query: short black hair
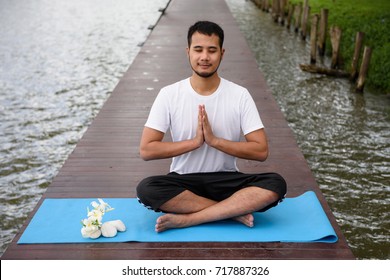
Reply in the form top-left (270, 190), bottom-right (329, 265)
top-left (187, 21), bottom-right (224, 48)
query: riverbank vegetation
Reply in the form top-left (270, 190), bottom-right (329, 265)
top-left (290, 0), bottom-right (390, 93)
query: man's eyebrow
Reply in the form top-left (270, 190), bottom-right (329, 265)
top-left (192, 45), bottom-right (218, 49)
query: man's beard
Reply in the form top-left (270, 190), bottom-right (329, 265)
top-left (190, 58), bottom-right (222, 78)
top-left (193, 68), bottom-right (218, 78)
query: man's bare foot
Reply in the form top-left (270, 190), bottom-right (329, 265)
top-left (155, 214), bottom-right (190, 232)
top-left (233, 213), bottom-right (254, 227)
top-left (155, 213), bottom-right (254, 233)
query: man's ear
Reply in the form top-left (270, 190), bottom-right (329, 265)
top-left (186, 47), bottom-right (190, 57)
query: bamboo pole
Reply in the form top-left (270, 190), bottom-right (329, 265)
top-left (279, 0), bottom-right (286, 25)
top-left (330, 26), bottom-right (342, 69)
top-left (317, 9), bottom-right (328, 56)
top-left (356, 46), bottom-right (373, 92)
top-left (286, 3), bottom-right (295, 29)
top-left (263, 0), bottom-right (269, 12)
top-left (294, 3), bottom-right (302, 33)
top-left (272, 0), bottom-right (280, 22)
top-left (301, 0), bottom-right (309, 26)
top-left (350, 32), bottom-right (365, 81)
top-left (301, 5), bottom-right (310, 40)
top-left (310, 14), bottom-right (319, 64)
top-left (300, 64), bottom-right (349, 77)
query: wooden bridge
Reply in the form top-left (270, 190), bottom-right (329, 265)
top-left (1, 0), bottom-right (354, 259)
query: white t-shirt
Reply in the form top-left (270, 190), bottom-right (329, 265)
top-left (145, 78), bottom-right (264, 174)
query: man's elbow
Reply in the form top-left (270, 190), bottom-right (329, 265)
top-left (256, 148), bottom-right (269, 162)
top-left (139, 147), bottom-right (153, 161)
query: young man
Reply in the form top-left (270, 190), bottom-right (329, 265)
top-left (137, 21), bottom-right (286, 233)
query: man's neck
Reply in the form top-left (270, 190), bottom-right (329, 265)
top-left (190, 74), bottom-right (221, 96)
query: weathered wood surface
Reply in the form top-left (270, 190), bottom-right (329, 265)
top-left (1, 0), bottom-right (354, 260)
top-left (318, 8), bottom-right (329, 57)
top-left (330, 26), bottom-right (342, 69)
top-left (356, 46), bottom-right (373, 92)
top-left (310, 14), bottom-right (320, 64)
top-left (350, 32), bottom-right (365, 81)
top-left (299, 64), bottom-right (350, 78)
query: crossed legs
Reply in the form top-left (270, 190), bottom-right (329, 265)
top-left (136, 172), bottom-right (286, 233)
top-left (155, 186), bottom-right (279, 232)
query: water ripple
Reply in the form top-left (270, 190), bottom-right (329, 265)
top-left (0, 0), bottom-right (169, 256)
top-left (227, 0), bottom-right (390, 259)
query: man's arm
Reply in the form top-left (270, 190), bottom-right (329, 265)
top-left (139, 127), bottom-right (197, 161)
top-left (208, 129), bottom-right (269, 161)
top-left (140, 106), bottom-right (205, 161)
top-left (200, 105), bottom-right (269, 162)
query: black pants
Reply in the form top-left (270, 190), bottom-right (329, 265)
top-left (136, 172), bottom-right (287, 212)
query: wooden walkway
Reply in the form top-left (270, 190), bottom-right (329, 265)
top-left (2, 0), bottom-right (354, 259)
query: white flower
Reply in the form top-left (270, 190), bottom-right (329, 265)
top-left (81, 198), bottom-right (114, 239)
top-left (81, 227), bottom-right (101, 239)
top-left (93, 198), bottom-right (114, 214)
top-left (87, 209), bottom-right (104, 222)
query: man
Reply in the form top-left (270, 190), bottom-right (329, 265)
top-left (137, 21), bottom-right (286, 233)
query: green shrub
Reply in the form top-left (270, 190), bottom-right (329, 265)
top-left (289, 0), bottom-right (390, 92)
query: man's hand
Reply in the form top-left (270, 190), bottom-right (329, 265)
top-left (193, 105), bottom-right (205, 147)
top-left (197, 104), bottom-right (268, 161)
top-left (140, 104), bottom-right (268, 162)
top-left (199, 104), bottom-right (219, 147)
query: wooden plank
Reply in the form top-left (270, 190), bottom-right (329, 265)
top-left (1, 0), bottom-right (354, 260)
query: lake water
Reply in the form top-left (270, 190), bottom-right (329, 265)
top-left (226, 0), bottom-right (389, 259)
top-left (0, 0), bottom-right (388, 259)
top-left (0, 0), bottom-right (169, 256)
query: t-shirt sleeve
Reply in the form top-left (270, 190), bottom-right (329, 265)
top-left (144, 88), bottom-right (170, 133)
top-left (240, 89), bottom-right (264, 135)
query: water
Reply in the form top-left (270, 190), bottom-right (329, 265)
top-left (0, 0), bottom-right (169, 256)
top-left (226, 0), bottom-right (389, 259)
top-left (0, 0), bottom-right (388, 260)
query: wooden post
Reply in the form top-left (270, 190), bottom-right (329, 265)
top-left (301, 0), bottom-right (309, 26)
top-left (330, 26), bottom-right (342, 69)
top-left (263, 0), bottom-right (270, 13)
top-left (258, 0), bottom-right (263, 9)
top-left (294, 3), bottom-right (302, 33)
top-left (279, 0), bottom-right (286, 25)
top-left (301, 4), bottom-right (310, 40)
top-left (350, 32), bottom-right (365, 81)
top-left (272, 0), bottom-right (280, 22)
top-left (317, 8), bottom-right (329, 56)
top-left (286, 3), bottom-right (295, 29)
top-left (310, 14), bottom-right (319, 64)
top-left (356, 46), bottom-right (373, 92)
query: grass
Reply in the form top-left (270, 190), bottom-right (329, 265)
top-left (289, 0), bottom-right (390, 93)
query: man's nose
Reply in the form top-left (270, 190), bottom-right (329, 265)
top-left (200, 50), bottom-right (209, 60)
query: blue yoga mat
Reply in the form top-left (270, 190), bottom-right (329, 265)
top-left (17, 191), bottom-right (338, 244)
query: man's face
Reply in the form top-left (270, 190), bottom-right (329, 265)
top-left (187, 32), bottom-right (225, 78)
